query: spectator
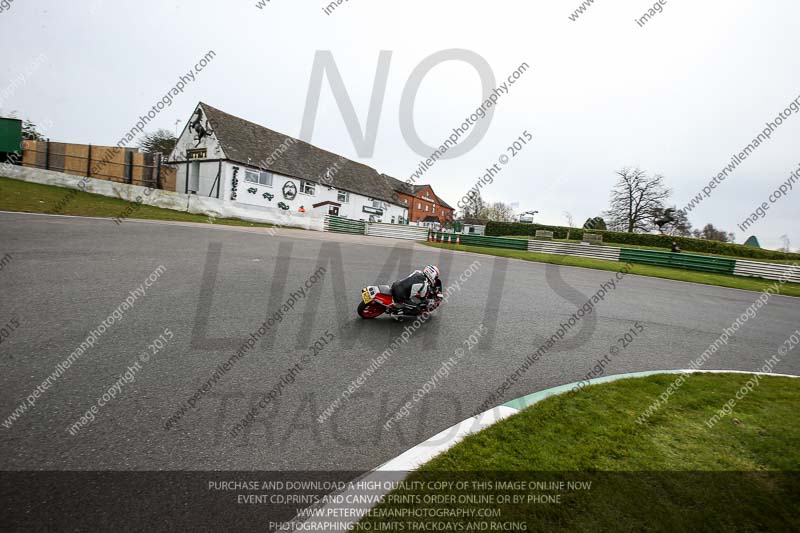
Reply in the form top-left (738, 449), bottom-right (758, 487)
top-left (671, 241), bottom-right (681, 253)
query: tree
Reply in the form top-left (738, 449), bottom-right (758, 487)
top-left (461, 189), bottom-right (485, 219)
top-left (21, 120), bottom-right (46, 141)
top-left (652, 206), bottom-right (692, 236)
top-left (479, 201), bottom-right (515, 222)
top-left (779, 234), bottom-right (791, 253)
top-left (564, 211), bottom-right (575, 240)
top-left (605, 167), bottom-right (671, 233)
top-left (138, 129), bottom-right (177, 155)
top-left (692, 223), bottom-right (734, 243)
top-left (583, 216), bottom-right (607, 230)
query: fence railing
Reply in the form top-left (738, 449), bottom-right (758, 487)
top-left (528, 240), bottom-right (622, 261)
top-left (619, 248), bottom-right (736, 275)
top-left (324, 215), bottom-right (366, 235)
top-left (458, 234), bottom-right (528, 250)
top-left (367, 223), bottom-right (428, 241)
top-left (324, 216), bottom-right (431, 240)
top-left (433, 232), bottom-right (796, 283)
top-left (324, 224), bottom-right (798, 284)
top-left (733, 259), bottom-right (800, 284)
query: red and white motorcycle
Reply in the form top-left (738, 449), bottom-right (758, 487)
top-left (357, 279), bottom-right (443, 320)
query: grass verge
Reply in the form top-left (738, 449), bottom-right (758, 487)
top-left (424, 242), bottom-right (800, 297)
top-left (357, 373), bottom-right (800, 531)
top-left (0, 176), bottom-right (278, 229)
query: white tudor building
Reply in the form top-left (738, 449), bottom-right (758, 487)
top-left (168, 102), bottom-right (408, 223)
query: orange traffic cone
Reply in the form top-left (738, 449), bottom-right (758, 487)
top-left (447, 235), bottom-right (452, 244)
top-left (456, 235), bottom-right (461, 245)
top-left (427, 231), bottom-right (432, 242)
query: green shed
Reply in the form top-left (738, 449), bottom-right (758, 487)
top-left (0, 117), bottom-right (23, 154)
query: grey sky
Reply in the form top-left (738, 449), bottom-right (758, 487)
top-left (1, 0), bottom-right (797, 249)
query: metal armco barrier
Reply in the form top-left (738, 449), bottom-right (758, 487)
top-left (733, 260), bottom-right (800, 283)
top-left (323, 216), bottom-right (429, 240)
top-left (367, 223), bottom-right (429, 241)
top-left (528, 240), bottom-right (621, 261)
top-left (324, 215), bottom-right (366, 235)
top-left (620, 248), bottom-right (736, 274)
top-left (457, 234), bottom-right (528, 250)
top-left (323, 219), bottom-right (798, 285)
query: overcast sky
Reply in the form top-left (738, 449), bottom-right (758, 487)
top-left (1, 0), bottom-right (798, 249)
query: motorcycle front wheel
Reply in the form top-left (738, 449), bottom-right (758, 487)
top-left (357, 301), bottom-right (385, 319)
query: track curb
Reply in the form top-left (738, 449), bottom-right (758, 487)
top-left (294, 369), bottom-right (800, 529)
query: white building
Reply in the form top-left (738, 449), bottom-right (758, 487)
top-left (169, 103), bottom-right (408, 224)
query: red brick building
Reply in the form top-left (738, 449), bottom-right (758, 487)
top-left (384, 177), bottom-right (455, 227)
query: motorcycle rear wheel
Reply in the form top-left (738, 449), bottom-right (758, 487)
top-left (357, 301), bottom-right (385, 319)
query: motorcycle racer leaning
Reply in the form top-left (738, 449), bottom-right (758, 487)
top-left (390, 265), bottom-right (442, 317)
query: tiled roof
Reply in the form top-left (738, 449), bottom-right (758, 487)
top-left (383, 174), bottom-right (454, 210)
top-left (435, 194), bottom-right (454, 210)
top-left (200, 103), bottom-right (402, 206)
top-left (382, 174), bottom-right (412, 195)
top-left (459, 217), bottom-right (488, 225)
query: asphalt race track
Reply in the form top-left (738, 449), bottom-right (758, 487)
top-left (1, 211), bottom-right (799, 472)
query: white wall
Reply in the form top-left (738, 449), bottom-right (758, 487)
top-left (3, 166), bottom-right (325, 231)
top-left (226, 162), bottom-right (407, 223)
top-left (171, 103), bottom-right (227, 197)
top-left (174, 160), bottom-right (224, 197)
top-left (169, 104), bottom-right (226, 162)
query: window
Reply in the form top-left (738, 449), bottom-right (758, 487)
top-left (244, 170), bottom-right (273, 186)
top-left (337, 190), bottom-right (349, 203)
top-left (258, 172), bottom-right (273, 186)
top-left (424, 205), bottom-right (429, 212)
top-left (301, 180), bottom-right (315, 195)
top-left (244, 170), bottom-right (259, 184)
top-left (418, 203), bottom-right (422, 209)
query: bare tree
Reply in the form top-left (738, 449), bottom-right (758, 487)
top-left (605, 168), bottom-right (671, 233)
top-left (692, 223), bottom-right (735, 243)
top-left (564, 211), bottom-right (575, 240)
top-left (461, 189), bottom-right (485, 219)
top-left (779, 234), bottom-right (791, 253)
top-left (479, 201), bottom-right (516, 222)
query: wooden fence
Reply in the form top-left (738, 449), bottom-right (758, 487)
top-left (21, 140), bottom-right (176, 191)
